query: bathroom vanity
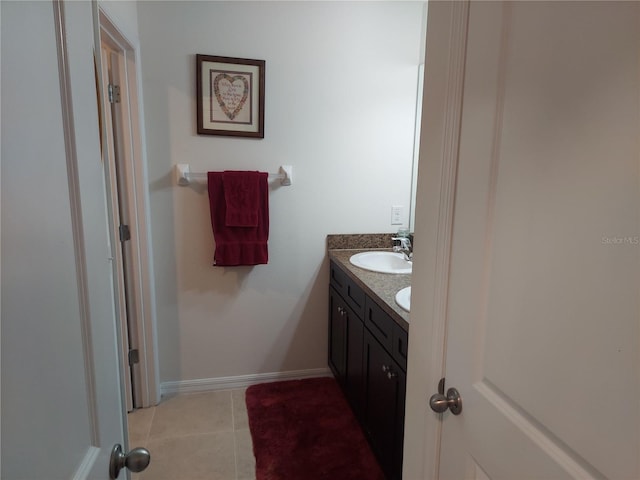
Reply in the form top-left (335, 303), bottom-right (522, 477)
top-left (327, 237), bottom-right (410, 480)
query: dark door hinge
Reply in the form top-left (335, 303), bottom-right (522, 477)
top-left (128, 349), bottom-right (140, 366)
top-left (119, 224), bottom-right (131, 242)
top-left (108, 84), bottom-right (121, 104)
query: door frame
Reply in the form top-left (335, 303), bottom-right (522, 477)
top-left (97, 7), bottom-right (160, 409)
top-left (403, 1), bottom-right (470, 479)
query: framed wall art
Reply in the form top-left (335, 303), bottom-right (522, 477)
top-left (196, 54), bottom-right (265, 138)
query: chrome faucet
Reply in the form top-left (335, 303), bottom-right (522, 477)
top-left (392, 236), bottom-right (413, 261)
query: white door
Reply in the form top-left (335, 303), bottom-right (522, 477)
top-left (101, 43), bottom-right (136, 413)
top-left (1, 1), bottom-right (138, 478)
top-left (407, 1), bottom-right (640, 479)
top-left (99, 10), bottom-right (159, 411)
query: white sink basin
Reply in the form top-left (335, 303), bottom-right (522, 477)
top-left (349, 251), bottom-right (412, 274)
top-left (395, 286), bottom-right (411, 312)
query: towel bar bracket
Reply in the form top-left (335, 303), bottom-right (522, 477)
top-left (279, 165), bottom-right (292, 186)
top-left (175, 163), bottom-right (292, 187)
top-left (176, 164), bottom-right (191, 186)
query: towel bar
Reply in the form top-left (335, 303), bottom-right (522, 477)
top-left (176, 164), bottom-right (292, 187)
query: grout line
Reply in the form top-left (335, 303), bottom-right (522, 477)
top-left (230, 390), bottom-right (240, 480)
top-left (230, 390), bottom-right (236, 432)
top-left (145, 407), bottom-right (156, 445)
top-left (233, 430), bottom-right (240, 480)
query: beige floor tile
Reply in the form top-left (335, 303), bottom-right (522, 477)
top-left (234, 429), bottom-right (256, 480)
top-left (128, 406), bottom-right (156, 447)
top-left (231, 388), bottom-right (249, 431)
top-left (149, 391), bottom-right (233, 439)
top-left (141, 431), bottom-right (236, 480)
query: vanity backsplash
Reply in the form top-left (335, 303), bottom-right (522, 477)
top-left (326, 233), bottom-right (397, 250)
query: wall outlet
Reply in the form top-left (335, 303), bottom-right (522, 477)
top-left (391, 205), bottom-right (403, 225)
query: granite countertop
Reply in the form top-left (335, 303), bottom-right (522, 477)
top-left (328, 249), bottom-right (410, 332)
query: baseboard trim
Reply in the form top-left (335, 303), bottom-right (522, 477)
top-left (160, 368), bottom-right (333, 397)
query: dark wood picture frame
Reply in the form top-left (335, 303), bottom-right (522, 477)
top-left (196, 54), bottom-right (265, 138)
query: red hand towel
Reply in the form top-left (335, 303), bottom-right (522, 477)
top-left (207, 171), bottom-right (269, 266)
top-left (223, 171), bottom-right (260, 227)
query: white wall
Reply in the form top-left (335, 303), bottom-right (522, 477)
top-left (99, 0), bottom-right (138, 41)
top-left (137, 1), bottom-right (425, 386)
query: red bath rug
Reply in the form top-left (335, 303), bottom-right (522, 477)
top-left (245, 377), bottom-right (385, 480)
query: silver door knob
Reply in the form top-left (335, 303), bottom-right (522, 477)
top-left (429, 387), bottom-right (462, 415)
top-left (109, 444), bottom-right (151, 479)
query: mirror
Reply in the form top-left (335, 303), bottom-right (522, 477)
top-left (409, 4), bottom-right (428, 232)
top-left (409, 64), bottom-right (424, 233)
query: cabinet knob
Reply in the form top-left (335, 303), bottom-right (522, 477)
top-left (382, 364), bottom-right (390, 373)
top-left (387, 370), bottom-right (397, 380)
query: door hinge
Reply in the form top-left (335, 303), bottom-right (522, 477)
top-left (119, 224), bottom-right (131, 242)
top-left (108, 84), bottom-right (121, 104)
top-left (128, 349), bottom-right (140, 366)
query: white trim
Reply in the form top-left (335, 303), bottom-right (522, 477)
top-left (53, 0), bottom-right (99, 444)
top-left (403, 1), bottom-right (469, 479)
top-left (425, 4), bottom-right (470, 477)
top-left (475, 382), bottom-right (598, 479)
top-left (70, 447), bottom-right (100, 480)
top-left (160, 368), bottom-right (333, 396)
top-left (131, 38), bottom-right (162, 407)
top-left (431, 0), bottom-right (470, 399)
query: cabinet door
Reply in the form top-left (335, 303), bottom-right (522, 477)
top-left (345, 305), bottom-right (364, 419)
top-left (394, 367), bottom-right (406, 480)
top-left (364, 330), bottom-right (406, 480)
top-left (329, 286), bottom-right (347, 382)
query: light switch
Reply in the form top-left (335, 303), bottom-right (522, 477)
top-left (391, 205), bottom-right (403, 225)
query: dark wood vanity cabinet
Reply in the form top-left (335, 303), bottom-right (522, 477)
top-left (328, 286), bottom-right (347, 381)
top-left (364, 329), bottom-right (406, 480)
top-left (329, 261), bottom-right (366, 418)
top-left (328, 260), bottom-right (407, 480)
top-left (329, 286), bottom-right (365, 418)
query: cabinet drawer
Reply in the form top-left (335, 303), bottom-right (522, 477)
top-left (392, 322), bottom-right (408, 371)
top-left (330, 261), bottom-right (365, 317)
top-left (364, 296), bottom-right (393, 353)
top-left (329, 260), bottom-right (347, 292)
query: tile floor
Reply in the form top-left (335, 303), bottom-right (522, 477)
top-left (128, 389), bottom-right (256, 480)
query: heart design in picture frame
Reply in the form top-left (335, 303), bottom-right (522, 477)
top-left (213, 73), bottom-right (249, 121)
